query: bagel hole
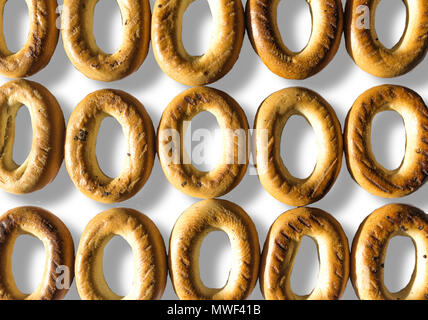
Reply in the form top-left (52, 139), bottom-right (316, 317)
top-left (199, 231), bottom-right (232, 289)
top-left (184, 111), bottom-right (222, 172)
top-left (3, 0), bottom-right (29, 53)
top-left (93, 0), bottom-right (123, 54)
top-left (375, 0), bottom-right (407, 49)
top-left (281, 115), bottom-right (317, 179)
top-left (371, 111), bottom-right (405, 171)
top-left (96, 117), bottom-right (127, 178)
top-left (12, 235), bottom-right (45, 295)
top-left (13, 106), bottom-right (32, 166)
top-left (290, 236), bottom-right (319, 296)
top-left (277, 0), bottom-right (312, 53)
top-left (103, 236), bottom-right (133, 297)
top-left (182, 0), bottom-right (213, 56)
top-left (384, 236), bottom-right (416, 293)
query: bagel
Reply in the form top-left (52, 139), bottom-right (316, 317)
top-left (151, 0), bottom-right (244, 86)
top-left (158, 86), bottom-right (249, 199)
top-left (0, 206), bottom-right (74, 300)
top-left (254, 87), bottom-right (343, 206)
top-left (75, 208), bottom-right (167, 300)
top-left (65, 89), bottom-right (155, 203)
top-left (61, 0), bottom-right (151, 81)
top-left (246, 0), bottom-right (343, 79)
top-left (345, 0), bottom-right (428, 77)
top-left (352, 203), bottom-right (428, 300)
top-left (169, 199), bottom-right (260, 300)
top-left (0, 0), bottom-right (59, 78)
top-left (344, 85), bottom-right (428, 198)
top-left (260, 207), bottom-right (350, 300)
top-left (0, 80), bottom-right (65, 194)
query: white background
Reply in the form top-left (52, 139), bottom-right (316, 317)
top-left (2, 0), bottom-right (425, 300)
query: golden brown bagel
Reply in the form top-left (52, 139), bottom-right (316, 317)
top-left (75, 208), bottom-right (167, 300)
top-left (0, 206), bottom-right (75, 300)
top-left (254, 87), bottom-right (343, 206)
top-left (61, 0), bottom-right (151, 81)
top-left (344, 85), bottom-right (428, 198)
top-left (0, 0), bottom-right (59, 78)
top-left (158, 86), bottom-right (249, 199)
top-left (246, 0), bottom-right (343, 79)
top-left (345, 0), bottom-right (428, 77)
top-left (169, 199), bottom-right (260, 300)
top-left (352, 203), bottom-right (428, 300)
top-left (260, 207), bottom-right (350, 300)
top-left (65, 89), bottom-right (155, 203)
top-left (0, 80), bottom-right (65, 194)
top-left (151, 0), bottom-right (244, 85)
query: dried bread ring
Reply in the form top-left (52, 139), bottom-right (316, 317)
top-left (246, 0), bottom-right (343, 79)
top-left (345, 0), bottom-right (428, 77)
top-left (344, 85), bottom-right (428, 198)
top-left (0, 206), bottom-right (75, 300)
top-left (0, 80), bottom-right (65, 194)
top-left (157, 86), bottom-right (248, 199)
top-left (254, 87), bottom-right (343, 206)
top-left (151, 0), bottom-right (244, 85)
top-left (352, 203), bottom-right (428, 300)
top-left (65, 89), bottom-right (155, 203)
top-left (169, 199), bottom-right (260, 300)
top-left (0, 0), bottom-right (59, 78)
top-left (61, 0), bottom-right (151, 81)
top-left (260, 207), bottom-right (350, 300)
top-left (75, 208), bottom-right (167, 300)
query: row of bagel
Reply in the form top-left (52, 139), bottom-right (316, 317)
top-left (2, 79), bottom-right (426, 206)
top-left (3, 0), bottom-right (427, 83)
top-left (0, 201), bottom-right (426, 300)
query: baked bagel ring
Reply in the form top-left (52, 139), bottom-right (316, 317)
top-left (151, 0), bottom-right (244, 86)
top-left (254, 87), bottom-right (343, 206)
top-left (0, 206), bottom-right (75, 300)
top-left (0, 80), bottom-right (65, 194)
top-left (0, 0), bottom-right (59, 78)
top-left (158, 86), bottom-right (249, 199)
top-left (65, 89), bottom-right (155, 203)
top-left (344, 85), bottom-right (428, 198)
top-left (169, 199), bottom-right (260, 300)
top-left (260, 207), bottom-right (350, 300)
top-left (246, 0), bottom-right (343, 79)
top-left (75, 208), bottom-right (167, 300)
top-left (352, 203), bottom-right (428, 300)
top-left (345, 0), bottom-right (428, 77)
top-left (61, 0), bottom-right (151, 81)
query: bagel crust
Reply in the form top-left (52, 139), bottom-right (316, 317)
top-left (61, 0), bottom-right (151, 81)
top-left (169, 199), bottom-right (260, 300)
top-left (0, 80), bottom-right (65, 194)
top-left (65, 89), bottom-right (155, 203)
top-left (246, 0), bottom-right (343, 79)
top-left (0, 206), bottom-right (75, 300)
top-left (75, 208), bottom-right (167, 300)
top-left (345, 0), bottom-right (428, 77)
top-left (152, 0), bottom-right (245, 85)
top-left (260, 207), bottom-right (350, 300)
top-left (352, 204), bottom-right (428, 300)
top-left (0, 0), bottom-right (59, 78)
top-left (158, 86), bottom-right (249, 199)
top-left (254, 87), bottom-right (343, 206)
top-left (345, 85), bottom-right (428, 198)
